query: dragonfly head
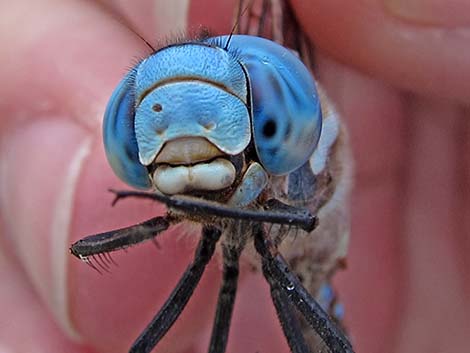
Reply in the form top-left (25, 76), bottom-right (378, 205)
top-left (103, 36), bottom-right (322, 199)
top-left (103, 41), bottom-right (251, 195)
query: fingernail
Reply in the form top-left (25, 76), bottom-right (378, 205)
top-left (0, 118), bottom-right (92, 340)
top-left (384, 0), bottom-right (470, 27)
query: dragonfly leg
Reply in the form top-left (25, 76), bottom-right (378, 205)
top-left (254, 226), bottom-right (354, 353)
top-left (129, 226), bottom-right (222, 353)
top-left (110, 189), bottom-right (317, 232)
top-left (70, 216), bottom-right (171, 260)
top-left (207, 244), bottom-right (241, 353)
top-left (269, 284), bottom-right (311, 353)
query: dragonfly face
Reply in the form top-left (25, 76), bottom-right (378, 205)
top-left (71, 5), bottom-right (353, 353)
top-left (103, 35), bottom-right (322, 203)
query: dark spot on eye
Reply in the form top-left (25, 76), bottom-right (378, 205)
top-left (285, 121), bottom-right (292, 139)
top-left (262, 119), bottom-right (277, 138)
top-left (152, 103), bottom-right (163, 112)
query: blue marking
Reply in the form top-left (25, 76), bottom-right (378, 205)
top-left (228, 162), bottom-right (268, 207)
top-left (333, 302), bottom-right (345, 321)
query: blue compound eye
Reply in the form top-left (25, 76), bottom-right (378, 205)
top-left (102, 72), bottom-right (152, 189)
top-left (245, 36), bottom-right (322, 175)
top-left (104, 35), bottom-right (321, 192)
top-left (208, 35), bottom-right (322, 175)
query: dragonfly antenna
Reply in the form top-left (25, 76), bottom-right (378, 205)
top-left (107, 8), bottom-right (156, 52)
top-left (224, 0), bottom-right (252, 50)
top-left (128, 26), bottom-right (156, 52)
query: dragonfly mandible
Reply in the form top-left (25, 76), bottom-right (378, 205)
top-left (70, 1), bottom-right (354, 352)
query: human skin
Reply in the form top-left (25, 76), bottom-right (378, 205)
top-left (0, 0), bottom-right (469, 353)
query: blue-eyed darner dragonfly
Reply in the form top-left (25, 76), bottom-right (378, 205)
top-left (70, 1), bottom-right (354, 352)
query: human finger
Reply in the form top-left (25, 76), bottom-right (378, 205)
top-left (291, 0), bottom-right (470, 103)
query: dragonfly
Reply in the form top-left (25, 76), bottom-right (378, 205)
top-left (70, 0), bottom-right (354, 352)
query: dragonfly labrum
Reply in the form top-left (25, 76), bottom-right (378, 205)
top-left (70, 1), bottom-right (354, 352)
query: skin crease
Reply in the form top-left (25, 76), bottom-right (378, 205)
top-left (0, 0), bottom-right (469, 353)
